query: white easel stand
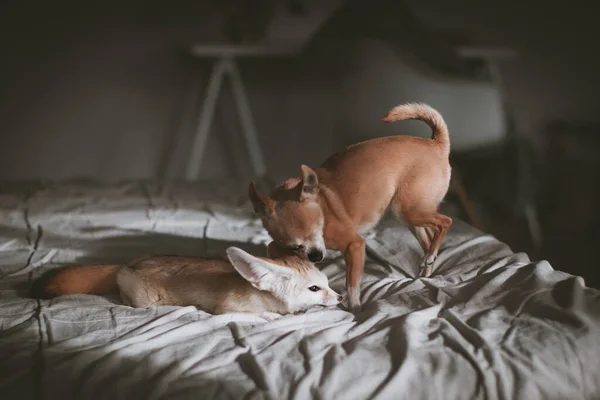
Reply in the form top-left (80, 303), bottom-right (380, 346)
top-left (185, 49), bottom-right (279, 182)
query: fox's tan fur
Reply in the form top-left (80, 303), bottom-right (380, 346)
top-left (249, 103), bottom-right (453, 312)
top-left (34, 248), bottom-right (341, 319)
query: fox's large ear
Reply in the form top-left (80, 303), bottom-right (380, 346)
top-left (226, 247), bottom-right (291, 291)
top-left (248, 181), bottom-right (274, 216)
top-left (300, 165), bottom-right (319, 201)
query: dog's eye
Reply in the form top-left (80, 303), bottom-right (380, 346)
top-left (308, 285), bottom-right (320, 292)
top-left (292, 244), bottom-right (305, 251)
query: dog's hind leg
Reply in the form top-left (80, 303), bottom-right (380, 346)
top-left (402, 211), bottom-right (452, 277)
top-left (408, 225), bottom-right (432, 253)
top-left (393, 206), bottom-right (439, 274)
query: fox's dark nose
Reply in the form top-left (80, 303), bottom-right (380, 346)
top-left (308, 249), bottom-right (323, 262)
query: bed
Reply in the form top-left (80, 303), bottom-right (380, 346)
top-left (1, 180), bottom-right (599, 400)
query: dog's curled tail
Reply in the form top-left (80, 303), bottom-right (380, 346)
top-left (382, 103), bottom-right (449, 150)
top-left (31, 264), bottom-right (121, 299)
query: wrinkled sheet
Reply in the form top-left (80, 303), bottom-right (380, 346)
top-left (1, 180), bottom-right (599, 400)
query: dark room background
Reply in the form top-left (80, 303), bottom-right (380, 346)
top-left (1, 0), bottom-right (599, 285)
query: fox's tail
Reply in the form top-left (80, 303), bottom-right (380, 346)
top-left (382, 103), bottom-right (450, 151)
top-left (31, 264), bottom-right (121, 299)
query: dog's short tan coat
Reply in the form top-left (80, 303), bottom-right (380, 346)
top-left (249, 103), bottom-right (453, 312)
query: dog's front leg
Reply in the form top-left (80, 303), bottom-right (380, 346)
top-left (344, 237), bottom-right (365, 313)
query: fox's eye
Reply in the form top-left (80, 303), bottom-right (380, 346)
top-left (292, 244), bottom-right (305, 251)
top-left (308, 285), bottom-right (321, 292)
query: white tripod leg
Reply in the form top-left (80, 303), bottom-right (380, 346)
top-left (225, 58), bottom-right (268, 179)
top-left (186, 58), bottom-right (228, 181)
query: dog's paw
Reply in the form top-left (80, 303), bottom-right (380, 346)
top-left (419, 259), bottom-right (434, 277)
top-left (348, 304), bottom-right (364, 313)
top-left (346, 287), bottom-right (363, 313)
top-left (347, 299), bottom-right (363, 314)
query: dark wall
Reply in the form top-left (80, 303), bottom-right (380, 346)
top-left (0, 1), bottom-right (503, 183)
top-left (409, 0), bottom-right (600, 141)
top-left (7, 0), bottom-right (599, 182)
top-left (0, 1), bottom-right (219, 180)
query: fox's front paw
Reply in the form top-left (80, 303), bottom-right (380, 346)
top-left (260, 312), bottom-right (283, 321)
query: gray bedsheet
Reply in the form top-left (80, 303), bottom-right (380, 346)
top-left (1, 181), bottom-right (599, 400)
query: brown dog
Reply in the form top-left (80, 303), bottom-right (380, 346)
top-left (249, 103), bottom-right (452, 312)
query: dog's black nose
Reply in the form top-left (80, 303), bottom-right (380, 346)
top-left (308, 249), bottom-right (323, 262)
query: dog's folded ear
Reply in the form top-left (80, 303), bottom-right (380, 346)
top-left (248, 181), bottom-right (274, 216)
top-left (300, 165), bottom-right (319, 201)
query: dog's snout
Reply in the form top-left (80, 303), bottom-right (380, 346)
top-left (307, 249), bottom-right (323, 262)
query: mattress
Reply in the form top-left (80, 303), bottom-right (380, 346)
top-left (1, 180), bottom-right (599, 400)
